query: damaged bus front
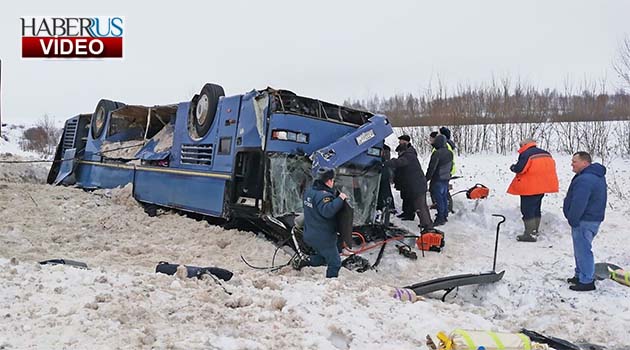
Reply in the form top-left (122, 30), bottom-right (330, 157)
top-left (48, 84), bottom-right (397, 243)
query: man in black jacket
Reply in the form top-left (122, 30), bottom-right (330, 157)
top-left (426, 134), bottom-right (453, 226)
top-left (393, 135), bottom-right (414, 220)
top-left (385, 138), bottom-right (433, 230)
top-left (376, 144), bottom-right (395, 213)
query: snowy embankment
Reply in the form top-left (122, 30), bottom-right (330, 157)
top-left (0, 124), bottom-right (49, 183)
top-left (1, 137), bottom-right (629, 349)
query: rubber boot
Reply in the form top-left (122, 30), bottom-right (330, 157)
top-left (533, 217), bottom-right (541, 236)
top-left (516, 219), bottom-right (537, 242)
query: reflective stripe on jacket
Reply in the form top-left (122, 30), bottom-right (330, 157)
top-left (507, 143), bottom-right (559, 195)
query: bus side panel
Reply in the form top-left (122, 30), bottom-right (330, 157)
top-left (265, 113), bottom-right (383, 166)
top-left (75, 163), bottom-right (134, 189)
top-left (211, 96), bottom-right (242, 173)
top-left (133, 169), bottom-right (227, 217)
top-left (265, 113), bottom-right (356, 154)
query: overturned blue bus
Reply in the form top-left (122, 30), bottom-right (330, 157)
top-left (48, 83), bottom-right (403, 245)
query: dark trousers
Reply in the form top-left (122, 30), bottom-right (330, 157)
top-left (430, 180), bottom-right (449, 220)
top-left (377, 169), bottom-right (394, 210)
top-left (520, 194), bottom-right (544, 220)
top-left (413, 194), bottom-right (433, 229)
top-left (304, 236), bottom-right (342, 278)
top-left (401, 191), bottom-right (415, 217)
top-left (429, 180), bottom-right (436, 205)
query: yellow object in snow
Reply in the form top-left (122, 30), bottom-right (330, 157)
top-left (610, 267), bottom-right (630, 287)
top-left (436, 329), bottom-right (542, 350)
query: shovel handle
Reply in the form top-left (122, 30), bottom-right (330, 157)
top-left (491, 214), bottom-right (506, 272)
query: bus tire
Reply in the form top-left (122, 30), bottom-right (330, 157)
top-left (191, 83), bottom-right (225, 138)
top-left (91, 99), bottom-right (120, 139)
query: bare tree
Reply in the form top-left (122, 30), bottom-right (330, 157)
top-left (613, 120), bottom-right (630, 157)
top-left (614, 35), bottom-right (630, 90)
top-left (20, 114), bottom-right (61, 156)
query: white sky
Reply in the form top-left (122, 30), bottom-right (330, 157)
top-left (1, 0), bottom-right (629, 124)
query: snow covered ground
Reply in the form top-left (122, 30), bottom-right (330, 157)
top-left (0, 133), bottom-right (629, 349)
top-left (0, 124), bottom-right (50, 183)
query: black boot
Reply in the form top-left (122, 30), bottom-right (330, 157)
top-left (291, 255), bottom-right (310, 271)
top-left (569, 281), bottom-right (596, 291)
top-left (516, 219), bottom-right (537, 242)
top-left (433, 217), bottom-right (447, 226)
top-left (567, 276), bottom-right (579, 284)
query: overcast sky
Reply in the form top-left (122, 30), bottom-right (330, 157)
top-left (1, 0), bottom-right (629, 124)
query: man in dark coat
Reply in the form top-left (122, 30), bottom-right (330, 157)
top-left (385, 140), bottom-right (433, 230)
top-left (426, 134), bottom-right (453, 226)
top-left (376, 144), bottom-right (395, 212)
top-left (295, 167), bottom-right (348, 278)
top-left (393, 135), bottom-right (415, 220)
top-left (563, 152), bottom-right (607, 291)
top-left (439, 126), bottom-right (457, 154)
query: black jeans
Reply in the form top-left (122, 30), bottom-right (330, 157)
top-left (401, 191), bottom-right (415, 216)
top-left (520, 194), bottom-right (544, 220)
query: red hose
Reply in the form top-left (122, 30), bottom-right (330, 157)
top-left (342, 232), bottom-right (406, 256)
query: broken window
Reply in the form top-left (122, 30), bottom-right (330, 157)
top-left (100, 105), bottom-right (177, 160)
top-left (269, 90), bottom-right (373, 126)
top-left (267, 153), bottom-right (380, 225)
top-left (333, 167), bottom-right (380, 225)
top-left (268, 154), bottom-right (312, 217)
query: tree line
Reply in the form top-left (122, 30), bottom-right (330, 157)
top-left (344, 79), bottom-right (630, 127)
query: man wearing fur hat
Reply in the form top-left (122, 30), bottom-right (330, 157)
top-left (393, 135), bottom-right (416, 220)
top-left (386, 135), bottom-right (434, 230)
top-left (295, 167), bottom-right (348, 278)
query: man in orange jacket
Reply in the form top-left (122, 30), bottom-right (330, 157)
top-left (507, 139), bottom-right (559, 242)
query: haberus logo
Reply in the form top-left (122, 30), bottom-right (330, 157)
top-left (21, 17), bottom-right (124, 58)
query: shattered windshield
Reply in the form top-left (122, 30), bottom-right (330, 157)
top-left (268, 153), bottom-right (380, 225)
top-left (268, 154), bottom-right (312, 218)
top-left (333, 167), bottom-right (380, 225)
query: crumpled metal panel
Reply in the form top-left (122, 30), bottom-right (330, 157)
top-left (134, 123), bottom-right (174, 160)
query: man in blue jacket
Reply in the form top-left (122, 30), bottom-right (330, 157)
top-left (426, 134), bottom-right (453, 226)
top-left (295, 167), bottom-right (348, 278)
top-left (563, 151), bottom-right (607, 291)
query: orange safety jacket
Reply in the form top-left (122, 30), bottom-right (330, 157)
top-left (507, 143), bottom-right (559, 195)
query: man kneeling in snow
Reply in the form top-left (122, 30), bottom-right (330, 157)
top-left (293, 167), bottom-right (348, 278)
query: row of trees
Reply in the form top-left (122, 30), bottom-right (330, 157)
top-left (346, 35), bottom-right (630, 127)
top-left (398, 120), bottom-right (630, 161)
top-left (345, 79), bottom-right (630, 127)
top-left (344, 36), bottom-right (630, 160)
